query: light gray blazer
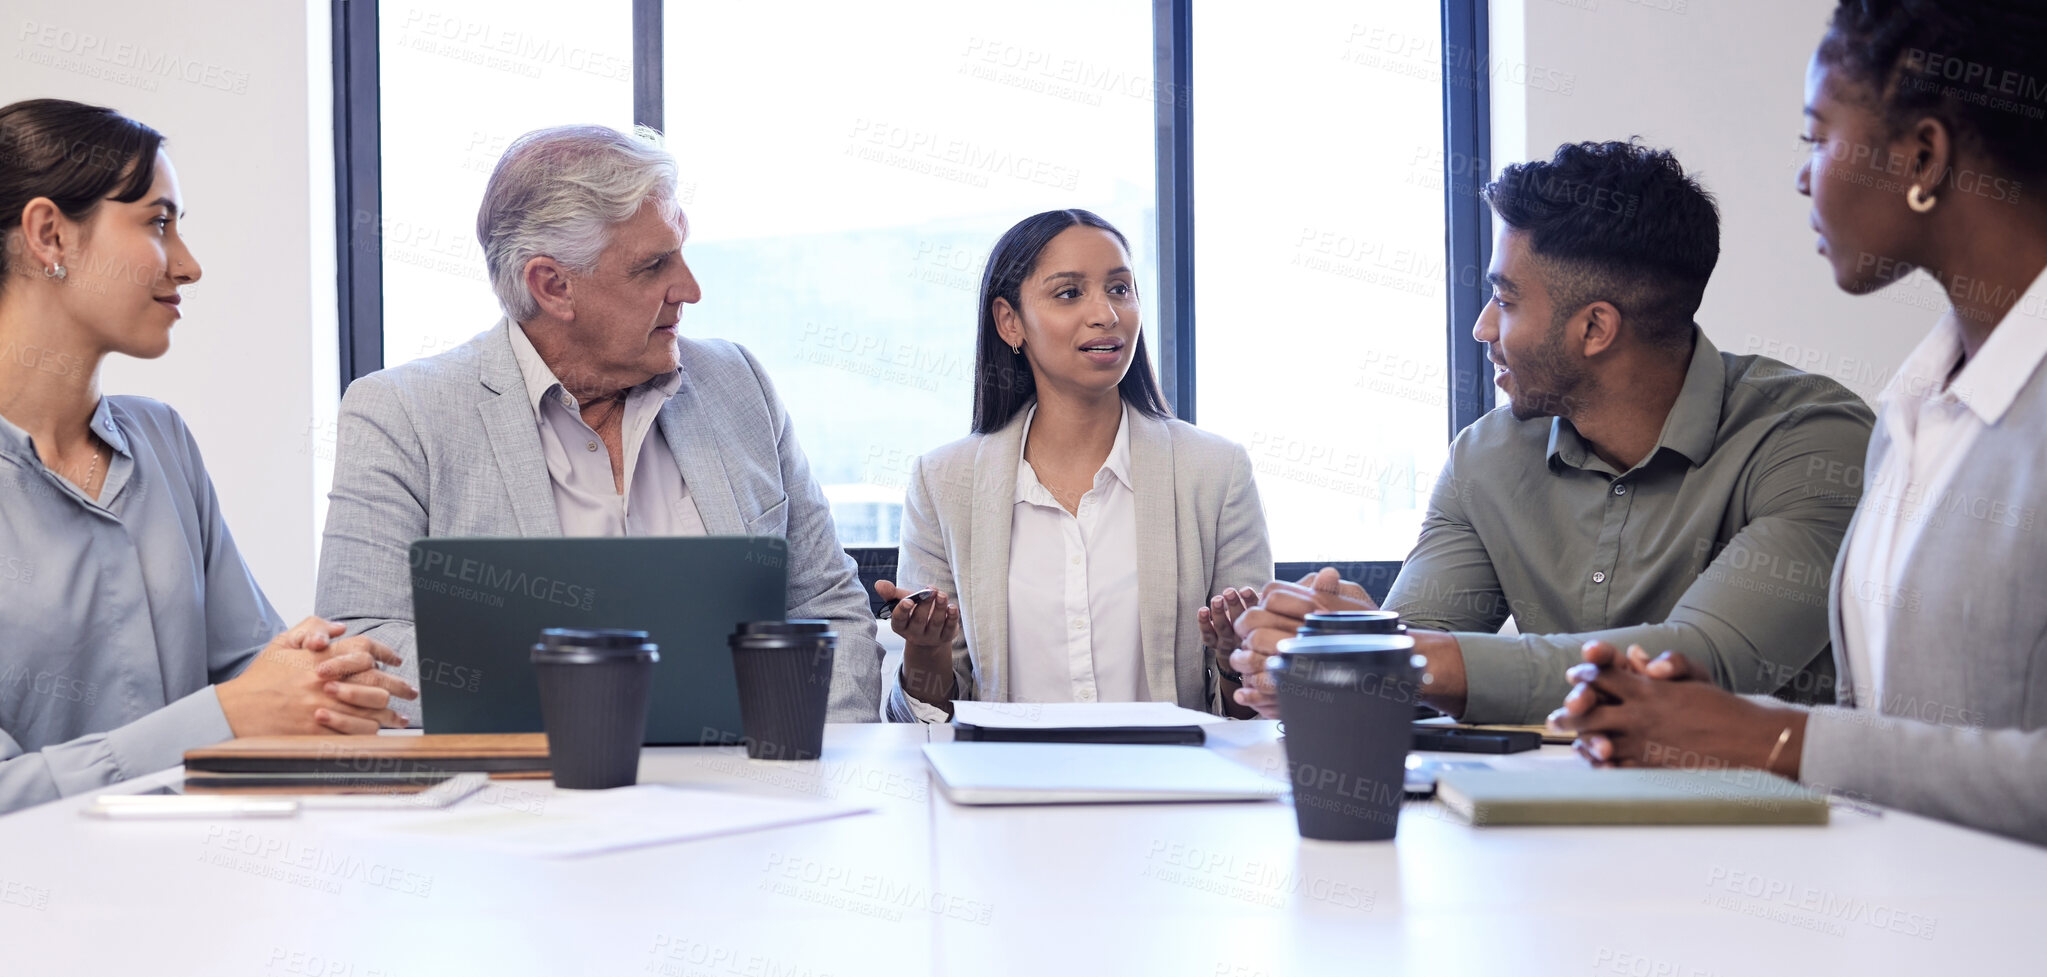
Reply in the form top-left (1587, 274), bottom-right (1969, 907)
top-left (1802, 361), bottom-right (2047, 845)
top-left (882, 407), bottom-right (1273, 721)
top-left (315, 320), bottom-right (883, 723)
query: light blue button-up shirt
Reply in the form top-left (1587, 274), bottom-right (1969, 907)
top-left (0, 395), bottom-right (283, 815)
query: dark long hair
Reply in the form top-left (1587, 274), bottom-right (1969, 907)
top-left (0, 99), bottom-right (163, 295)
top-left (970, 209), bottom-right (1173, 434)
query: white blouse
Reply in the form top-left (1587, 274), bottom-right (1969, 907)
top-left (1839, 271), bottom-right (2047, 706)
top-left (1003, 404), bottom-right (1146, 705)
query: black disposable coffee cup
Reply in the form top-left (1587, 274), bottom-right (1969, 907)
top-left (1296, 611), bottom-right (1437, 718)
top-left (1271, 634), bottom-right (1424, 841)
top-left (1296, 610), bottom-right (1406, 638)
top-left (530, 628), bottom-right (659, 790)
top-left (728, 620), bottom-right (837, 761)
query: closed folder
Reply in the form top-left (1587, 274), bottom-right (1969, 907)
top-left (183, 734), bottom-right (552, 786)
top-left (948, 701), bottom-right (1223, 746)
top-left (951, 723), bottom-right (1206, 745)
top-left (1436, 768), bottom-right (1830, 826)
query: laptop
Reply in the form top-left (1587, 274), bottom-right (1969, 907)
top-left (921, 742), bottom-right (1288, 805)
top-left (409, 536), bottom-right (788, 745)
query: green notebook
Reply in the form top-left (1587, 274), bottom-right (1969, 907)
top-left (1437, 768), bottom-right (1830, 826)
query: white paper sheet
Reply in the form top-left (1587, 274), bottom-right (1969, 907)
top-left (951, 701), bottom-right (1228, 729)
top-left (342, 785), bottom-right (871, 858)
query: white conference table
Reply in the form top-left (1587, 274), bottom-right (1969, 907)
top-left (2, 721), bottom-right (2040, 976)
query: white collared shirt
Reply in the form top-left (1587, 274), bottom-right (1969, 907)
top-left (1005, 403), bottom-right (1145, 705)
top-left (507, 322), bottom-right (707, 537)
top-left (1840, 270), bottom-right (2047, 705)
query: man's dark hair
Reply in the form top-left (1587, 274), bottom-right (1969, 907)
top-left (1482, 140), bottom-right (1720, 352)
top-left (1820, 0), bottom-right (2047, 183)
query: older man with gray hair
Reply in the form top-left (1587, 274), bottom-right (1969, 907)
top-left (316, 124), bottom-right (883, 722)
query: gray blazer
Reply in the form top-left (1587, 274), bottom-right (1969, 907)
top-left (1802, 360), bottom-right (2047, 845)
top-left (883, 407), bottom-right (1273, 721)
top-left (315, 321), bottom-right (883, 723)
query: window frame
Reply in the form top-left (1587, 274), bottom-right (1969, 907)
top-left (330, 0), bottom-right (1496, 554)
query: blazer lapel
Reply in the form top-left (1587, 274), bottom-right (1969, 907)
top-left (656, 359), bottom-right (746, 534)
top-left (1127, 412), bottom-right (1180, 702)
top-left (477, 323), bottom-right (562, 537)
top-left (968, 413), bottom-right (1024, 701)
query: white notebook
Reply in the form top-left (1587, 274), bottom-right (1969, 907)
top-left (922, 742), bottom-right (1287, 806)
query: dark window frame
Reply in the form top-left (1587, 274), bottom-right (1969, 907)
top-left (1442, 0), bottom-right (1497, 435)
top-left (331, 0), bottom-right (1494, 568)
top-left (333, 0), bottom-right (382, 393)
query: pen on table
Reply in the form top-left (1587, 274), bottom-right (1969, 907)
top-left (877, 588), bottom-right (936, 619)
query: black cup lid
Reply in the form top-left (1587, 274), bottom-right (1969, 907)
top-left (539, 627), bottom-right (650, 650)
top-left (531, 643), bottom-right (658, 665)
top-left (1299, 610), bottom-right (1404, 634)
top-left (735, 620), bottom-right (833, 636)
top-left (1274, 634), bottom-right (1417, 656)
top-left (1270, 636), bottom-right (1423, 680)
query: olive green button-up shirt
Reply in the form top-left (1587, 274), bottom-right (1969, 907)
top-left (1384, 330), bottom-right (1875, 724)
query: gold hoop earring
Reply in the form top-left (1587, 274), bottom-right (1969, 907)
top-left (1907, 184), bottom-right (1938, 213)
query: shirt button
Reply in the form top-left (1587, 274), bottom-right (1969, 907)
top-left (1071, 555), bottom-right (1081, 566)
top-left (1613, 484), bottom-right (1627, 496)
top-left (586, 441), bottom-right (599, 452)
top-left (1591, 571), bottom-right (1608, 584)
top-left (1078, 689), bottom-right (1095, 702)
top-left (561, 393), bottom-right (574, 407)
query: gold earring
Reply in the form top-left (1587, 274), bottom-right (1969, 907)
top-left (1907, 184), bottom-right (1938, 213)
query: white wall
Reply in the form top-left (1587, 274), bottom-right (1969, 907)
top-left (1491, 0), bottom-right (1928, 400)
top-left (4, 2), bottom-right (334, 616)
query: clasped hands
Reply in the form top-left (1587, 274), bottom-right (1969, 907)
top-left (215, 616), bottom-right (419, 736)
top-left (1548, 640), bottom-right (1807, 778)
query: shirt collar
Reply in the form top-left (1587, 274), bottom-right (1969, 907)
top-left (505, 321), bottom-right (682, 419)
top-left (1885, 267), bottom-right (2047, 426)
top-left (1014, 400), bottom-right (1133, 504)
top-left (0, 397), bottom-right (132, 463)
top-left (1547, 327), bottom-right (1723, 473)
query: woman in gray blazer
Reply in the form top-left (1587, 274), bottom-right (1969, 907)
top-left (0, 100), bottom-right (412, 814)
top-left (874, 210), bottom-right (1272, 722)
top-left (1551, 1), bottom-right (2047, 845)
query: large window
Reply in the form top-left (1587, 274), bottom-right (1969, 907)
top-left (344, 1), bottom-right (1487, 561)
top-left (1192, 2), bottom-right (1453, 562)
top-left (377, 0), bottom-right (633, 365)
top-left (659, 1), bottom-right (1159, 546)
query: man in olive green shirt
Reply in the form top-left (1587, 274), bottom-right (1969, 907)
top-left (1231, 141), bottom-right (1874, 724)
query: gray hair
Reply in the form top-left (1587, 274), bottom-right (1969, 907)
top-left (476, 124), bottom-right (678, 322)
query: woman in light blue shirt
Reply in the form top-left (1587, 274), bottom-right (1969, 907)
top-left (0, 99), bottom-right (414, 815)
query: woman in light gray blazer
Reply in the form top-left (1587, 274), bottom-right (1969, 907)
top-left (875, 210), bottom-right (1272, 722)
top-left (1551, 1), bottom-right (2047, 846)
